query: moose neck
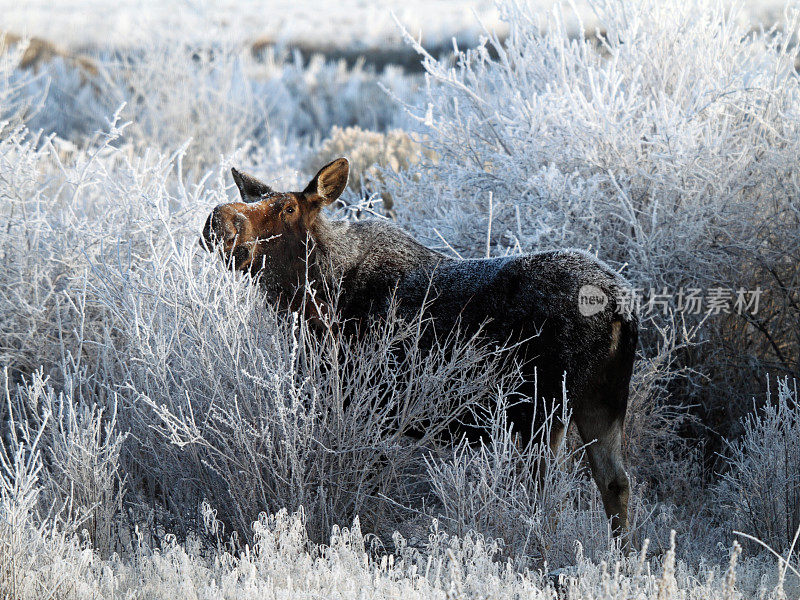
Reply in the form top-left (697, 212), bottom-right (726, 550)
top-left (306, 213), bottom-right (363, 281)
top-left (254, 212), bottom-right (448, 317)
top-left (307, 213), bottom-right (447, 289)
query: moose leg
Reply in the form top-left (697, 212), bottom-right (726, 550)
top-left (534, 419), bottom-right (566, 490)
top-left (548, 421), bottom-right (566, 456)
top-left (574, 409), bottom-right (630, 537)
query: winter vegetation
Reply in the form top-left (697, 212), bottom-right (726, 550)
top-left (1, 0), bottom-right (800, 597)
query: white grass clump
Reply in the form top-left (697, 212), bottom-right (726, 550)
top-left (0, 401), bottom-right (97, 599)
top-left (112, 42), bottom-right (417, 175)
top-left (715, 377), bottom-right (800, 558)
top-left (424, 397), bottom-right (613, 568)
top-left (3, 34), bottom-right (418, 178)
top-left (310, 125), bottom-right (436, 210)
top-left (95, 252), bottom-right (519, 541)
top-left (3, 369), bottom-right (127, 556)
top-left (0, 33), bottom-right (107, 141)
top-left (250, 51), bottom-right (417, 139)
top-left (0, 36), bottom-right (44, 134)
top-left (110, 40), bottom-right (274, 174)
top-left (1, 490), bottom-right (796, 599)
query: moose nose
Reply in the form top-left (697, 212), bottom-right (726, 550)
top-left (199, 209), bottom-right (218, 251)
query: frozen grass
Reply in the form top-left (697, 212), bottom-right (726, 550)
top-left (423, 393), bottom-right (615, 568)
top-left (716, 376), bottom-right (800, 558)
top-left (2, 411), bottom-right (798, 599)
top-left (2, 35), bottom-right (418, 178)
top-left (1, 445), bottom-right (797, 599)
top-left (0, 37), bottom-right (45, 133)
top-left (106, 42), bottom-right (417, 174)
top-left (5, 368), bottom-right (127, 556)
top-left (2, 0), bottom-right (800, 596)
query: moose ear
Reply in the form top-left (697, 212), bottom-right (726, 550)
top-left (231, 167), bottom-right (273, 202)
top-left (303, 158), bottom-right (349, 206)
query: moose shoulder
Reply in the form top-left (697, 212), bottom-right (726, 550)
top-left (201, 157), bottom-right (639, 535)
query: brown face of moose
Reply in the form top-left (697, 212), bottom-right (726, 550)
top-left (200, 157), bottom-right (350, 278)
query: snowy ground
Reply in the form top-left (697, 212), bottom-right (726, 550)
top-left (0, 0), bottom-right (793, 50)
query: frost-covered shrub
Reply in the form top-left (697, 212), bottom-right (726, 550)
top-left (0, 418), bottom-right (791, 599)
top-left (108, 40), bottom-right (274, 174)
top-left (0, 402), bottom-right (95, 599)
top-left (250, 50), bottom-right (417, 139)
top-left (2, 36), bottom-right (416, 177)
top-left (424, 393), bottom-right (608, 568)
top-left (0, 126), bottom-right (86, 377)
top-left (21, 56), bottom-right (111, 142)
top-left (0, 114), bottom-right (197, 380)
top-left (384, 0), bottom-right (800, 437)
top-left (5, 369), bottom-right (127, 556)
top-left (310, 125), bottom-right (436, 210)
top-left (1, 489), bottom-right (795, 599)
top-left (715, 377), bottom-right (800, 556)
top-left (0, 36), bottom-right (43, 132)
top-left (623, 317), bottom-right (703, 502)
top-left (0, 108), bottom-right (520, 544)
top-left (100, 42), bottom-right (417, 174)
top-left (0, 33), bottom-right (108, 140)
top-left (423, 370), bottom-right (710, 567)
top-left (0, 33), bottom-right (98, 75)
top-left (5, 0), bottom-right (800, 586)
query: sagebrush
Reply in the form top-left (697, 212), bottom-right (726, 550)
top-left (1, 0), bottom-right (800, 596)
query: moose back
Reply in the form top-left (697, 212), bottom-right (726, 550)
top-left (201, 157), bottom-right (639, 534)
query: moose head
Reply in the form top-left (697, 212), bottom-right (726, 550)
top-left (200, 157), bottom-right (350, 286)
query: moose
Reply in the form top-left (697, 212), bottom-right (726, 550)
top-left (200, 157), bottom-right (639, 535)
